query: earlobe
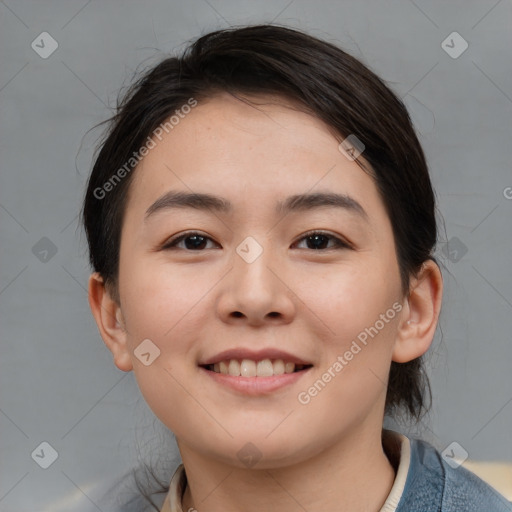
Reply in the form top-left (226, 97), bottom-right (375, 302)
top-left (88, 273), bottom-right (133, 372)
top-left (392, 260), bottom-right (443, 363)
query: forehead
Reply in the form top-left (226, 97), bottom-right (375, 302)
top-left (177, 92), bottom-right (341, 159)
top-left (125, 92), bottom-right (386, 225)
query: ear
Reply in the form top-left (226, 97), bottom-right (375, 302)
top-left (88, 272), bottom-right (133, 372)
top-left (392, 260), bottom-right (443, 363)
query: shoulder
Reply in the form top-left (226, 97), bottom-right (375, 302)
top-left (396, 437), bottom-right (512, 512)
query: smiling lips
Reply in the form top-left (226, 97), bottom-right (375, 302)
top-left (204, 359), bottom-right (312, 377)
top-left (199, 348), bottom-right (313, 378)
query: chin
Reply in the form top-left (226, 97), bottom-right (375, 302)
top-left (209, 431), bottom-right (320, 470)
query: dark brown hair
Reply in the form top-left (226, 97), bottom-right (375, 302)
top-left (82, 23), bottom-right (437, 509)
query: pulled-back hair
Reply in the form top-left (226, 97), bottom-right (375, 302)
top-left (83, 23), bottom-right (438, 509)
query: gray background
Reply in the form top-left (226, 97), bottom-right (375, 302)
top-left (1, 1), bottom-right (511, 510)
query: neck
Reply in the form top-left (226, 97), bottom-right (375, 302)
top-left (178, 426), bottom-right (396, 512)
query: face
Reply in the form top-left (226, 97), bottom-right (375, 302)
top-left (112, 92), bottom-right (407, 468)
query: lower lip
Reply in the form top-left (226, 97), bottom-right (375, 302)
top-left (199, 366), bottom-right (312, 395)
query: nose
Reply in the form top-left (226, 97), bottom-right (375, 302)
top-left (216, 240), bottom-right (296, 327)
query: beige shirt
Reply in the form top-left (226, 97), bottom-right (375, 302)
top-left (159, 432), bottom-right (411, 512)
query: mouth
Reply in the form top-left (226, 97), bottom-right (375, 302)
top-left (200, 359), bottom-right (314, 378)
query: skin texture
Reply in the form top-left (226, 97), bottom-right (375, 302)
top-left (88, 92), bottom-right (443, 511)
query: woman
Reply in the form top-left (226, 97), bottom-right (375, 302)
top-left (82, 24), bottom-right (512, 511)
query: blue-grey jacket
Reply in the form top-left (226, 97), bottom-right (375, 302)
top-left (396, 438), bottom-right (512, 511)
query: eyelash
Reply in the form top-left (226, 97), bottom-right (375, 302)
top-left (161, 230), bottom-right (352, 251)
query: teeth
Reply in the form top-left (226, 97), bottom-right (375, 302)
top-left (256, 359), bottom-right (273, 377)
top-left (228, 360), bottom-right (240, 376)
top-left (208, 358), bottom-right (310, 377)
top-left (241, 359), bottom-right (256, 377)
top-left (273, 359), bottom-right (285, 375)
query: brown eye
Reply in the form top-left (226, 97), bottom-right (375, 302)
top-left (162, 232), bottom-right (219, 251)
top-left (294, 231), bottom-right (351, 250)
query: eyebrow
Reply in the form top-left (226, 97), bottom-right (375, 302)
top-left (145, 190), bottom-right (368, 221)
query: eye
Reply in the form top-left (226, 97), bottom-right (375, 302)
top-left (161, 230), bottom-right (352, 252)
top-left (161, 231), bottom-right (219, 251)
top-left (293, 231), bottom-right (352, 250)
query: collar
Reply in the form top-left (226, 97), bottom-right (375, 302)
top-left (379, 430), bottom-right (411, 511)
top-left (160, 430), bottom-right (411, 512)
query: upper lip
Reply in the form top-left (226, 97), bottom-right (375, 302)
top-left (199, 348), bottom-right (313, 366)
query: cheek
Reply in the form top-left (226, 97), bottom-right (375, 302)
top-left (117, 258), bottom-right (215, 433)
top-left (297, 258), bottom-right (401, 344)
top-left (295, 266), bottom-right (401, 428)
top-left (119, 253), bottom-right (215, 341)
